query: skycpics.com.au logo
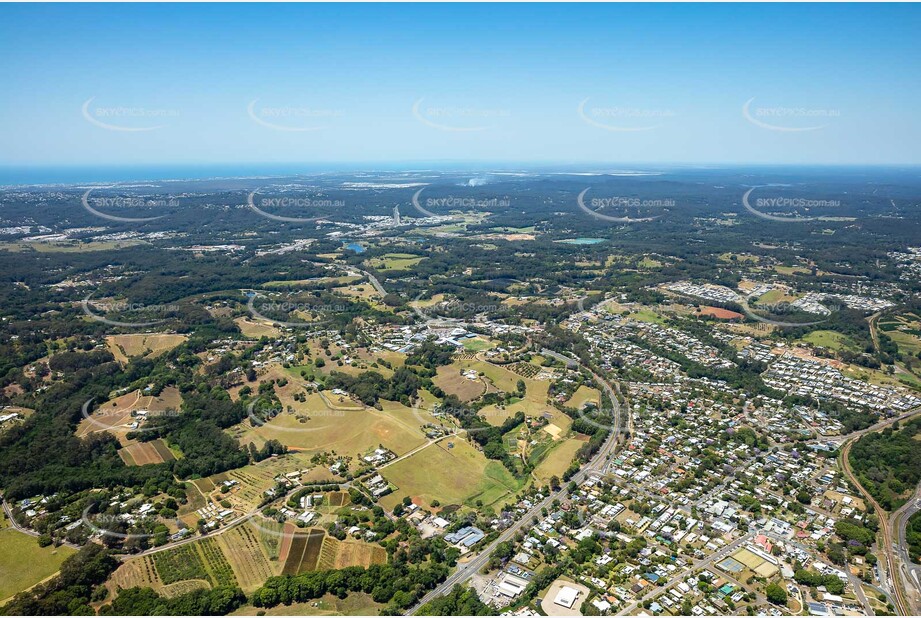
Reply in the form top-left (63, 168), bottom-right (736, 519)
top-left (741, 187), bottom-right (840, 223)
top-left (740, 299), bottom-right (829, 328)
top-left (81, 186), bottom-right (176, 223)
top-left (82, 97), bottom-right (179, 132)
top-left (578, 98), bottom-right (676, 132)
top-left (247, 99), bottom-right (344, 132)
top-left (742, 97), bottom-right (840, 132)
top-left (576, 188), bottom-right (670, 223)
top-left (412, 98), bottom-right (510, 132)
top-left (246, 187), bottom-right (343, 223)
top-left (246, 397), bottom-right (344, 433)
top-left (80, 397), bottom-right (180, 434)
top-left (246, 295), bottom-right (346, 329)
top-left (81, 294), bottom-right (180, 328)
top-left (411, 187), bottom-right (508, 218)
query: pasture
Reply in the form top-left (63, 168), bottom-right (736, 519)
top-left (532, 438), bottom-right (585, 483)
top-left (379, 439), bottom-right (522, 511)
top-left (364, 253), bottom-right (424, 272)
top-left (106, 333), bottom-right (187, 364)
top-left (0, 528), bottom-right (76, 601)
top-left (233, 391), bottom-right (434, 468)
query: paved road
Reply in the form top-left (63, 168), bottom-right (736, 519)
top-left (616, 532), bottom-right (755, 616)
top-left (841, 438), bottom-right (911, 615)
top-left (2, 499), bottom-right (81, 550)
top-left (893, 482), bottom-right (921, 613)
top-left (407, 351), bottom-right (626, 614)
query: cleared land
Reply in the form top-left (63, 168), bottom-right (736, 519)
top-left (106, 333), bottom-right (187, 364)
top-left (233, 391), bottom-right (433, 466)
top-left (118, 438), bottom-right (176, 466)
top-left (564, 385), bottom-right (601, 411)
top-left (433, 365), bottom-right (486, 402)
top-left (234, 317), bottom-right (282, 338)
top-left (365, 253), bottom-right (424, 272)
top-left (0, 528), bottom-right (76, 601)
top-left (532, 437), bottom-right (585, 483)
top-left (379, 439), bottom-right (521, 511)
top-left (801, 330), bottom-right (860, 352)
top-left (216, 523), bottom-right (276, 591)
top-left (76, 386), bottom-right (182, 442)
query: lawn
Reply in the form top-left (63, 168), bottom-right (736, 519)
top-left (0, 528), bottom-right (76, 601)
top-left (379, 440), bottom-right (522, 511)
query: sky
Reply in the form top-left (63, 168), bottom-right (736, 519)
top-left (1, 3), bottom-right (920, 171)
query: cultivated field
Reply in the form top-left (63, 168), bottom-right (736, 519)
top-left (317, 536), bottom-right (387, 570)
top-left (215, 523), bottom-right (276, 591)
top-left (118, 438), bottom-right (176, 466)
top-left (280, 528), bottom-right (326, 575)
top-left (379, 439), bottom-right (521, 511)
top-left (212, 455), bottom-right (304, 511)
top-left (152, 537), bottom-right (237, 588)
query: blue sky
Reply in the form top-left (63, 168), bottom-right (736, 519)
top-left (1, 3), bottom-right (920, 168)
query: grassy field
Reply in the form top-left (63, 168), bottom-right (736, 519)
top-left (756, 289), bottom-right (799, 304)
top-left (800, 330), bottom-right (860, 352)
top-left (230, 593), bottom-right (383, 616)
top-left (379, 439), bottom-right (522, 511)
top-left (234, 317), bottom-right (282, 338)
top-left (263, 276), bottom-right (360, 288)
top-left (76, 386), bottom-right (182, 445)
top-left (433, 365), bottom-right (486, 402)
top-left (461, 337), bottom-right (493, 351)
top-left (105, 333), bottom-right (187, 363)
top-left (365, 253), bottom-right (424, 272)
top-left (234, 393), bottom-right (433, 463)
top-left (774, 265), bottom-right (811, 275)
top-left (564, 385), bottom-right (601, 410)
top-left (0, 240), bottom-right (145, 253)
top-left (532, 437), bottom-right (585, 483)
top-left (0, 527), bottom-right (76, 601)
